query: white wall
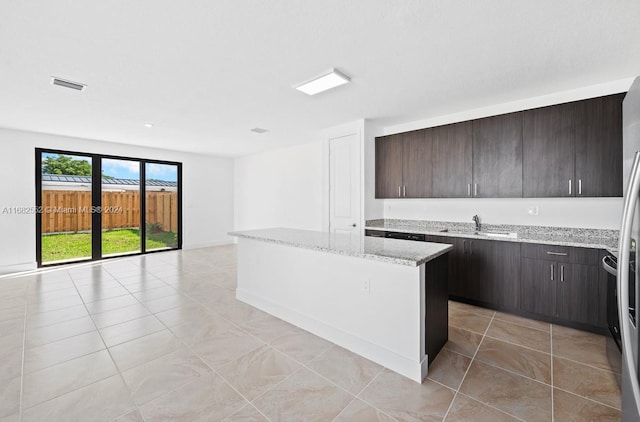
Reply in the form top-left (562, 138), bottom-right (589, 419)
top-left (363, 120), bottom-right (385, 222)
top-left (378, 78), bottom-right (634, 230)
top-left (234, 141), bottom-right (324, 231)
top-left (0, 127), bottom-right (234, 273)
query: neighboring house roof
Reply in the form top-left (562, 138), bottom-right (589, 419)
top-left (42, 174), bottom-right (177, 187)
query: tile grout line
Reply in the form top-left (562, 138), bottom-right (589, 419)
top-left (133, 290), bottom-right (277, 421)
top-left (442, 310), bottom-right (496, 421)
top-left (451, 305), bottom-right (552, 334)
top-left (550, 352), bottom-right (622, 375)
top-left (460, 316), bottom-right (620, 375)
top-left (162, 280), bottom-right (393, 421)
top-left (67, 265), bottom-right (147, 420)
top-left (468, 352), bottom-right (553, 388)
top-left (331, 367), bottom-right (398, 422)
top-left (19, 287), bottom-right (27, 422)
top-left (553, 385), bottom-right (622, 411)
top-left (454, 392), bottom-right (526, 422)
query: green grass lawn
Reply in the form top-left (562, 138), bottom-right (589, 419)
top-left (42, 228), bottom-right (177, 262)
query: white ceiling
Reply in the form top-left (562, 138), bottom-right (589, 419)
top-left (1, 1), bottom-right (639, 157)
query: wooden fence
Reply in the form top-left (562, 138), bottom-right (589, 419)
top-left (41, 190), bottom-right (178, 234)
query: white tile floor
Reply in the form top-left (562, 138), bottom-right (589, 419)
top-left (0, 245), bottom-right (622, 421)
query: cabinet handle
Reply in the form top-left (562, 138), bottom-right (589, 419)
top-left (467, 184), bottom-right (471, 197)
top-left (546, 251), bottom-right (568, 256)
top-left (474, 183), bottom-right (478, 197)
top-left (398, 186), bottom-right (401, 197)
top-left (569, 179), bottom-right (572, 195)
top-left (578, 179), bottom-right (582, 195)
top-left (560, 265), bottom-right (564, 282)
top-left (403, 185), bottom-right (406, 197)
top-left (551, 264), bottom-right (554, 281)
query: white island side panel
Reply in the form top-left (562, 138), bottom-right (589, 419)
top-left (236, 238), bottom-right (426, 382)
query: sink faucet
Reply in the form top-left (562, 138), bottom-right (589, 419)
top-left (472, 215), bottom-right (481, 232)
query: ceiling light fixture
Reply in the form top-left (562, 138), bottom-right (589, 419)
top-left (250, 128), bottom-right (268, 134)
top-left (295, 68), bottom-right (351, 95)
top-left (50, 77), bottom-right (86, 91)
top-left (144, 123), bottom-right (154, 128)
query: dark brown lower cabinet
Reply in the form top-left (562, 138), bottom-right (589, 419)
top-left (520, 258), bottom-right (556, 317)
top-left (556, 263), bottom-right (602, 327)
top-left (425, 236), bottom-right (520, 311)
top-left (425, 235), bottom-right (467, 298)
top-left (412, 233), bottom-right (607, 333)
top-left (466, 239), bottom-right (520, 309)
top-left (519, 244), bottom-right (606, 329)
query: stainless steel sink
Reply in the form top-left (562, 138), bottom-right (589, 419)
top-left (478, 231), bottom-right (518, 239)
top-left (439, 228), bottom-right (517, 239)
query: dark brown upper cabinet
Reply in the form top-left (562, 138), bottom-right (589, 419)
top-left (375, 93), bottom-right (623, 199)
top-left (472, 112), bottom-right (523, 198)
top-left (574, 94), bottom-right (624, 197)
top-left (431, 121), bottom-right (473, 198)
top-left (523, 102), bottom-right (576, 197)
top-left (375, 134), bottom-right (403, 198)
top-left (375, 130), bottom-right (432, 198)
top-left (403, 129), bottom-right (433, 198)
top-left (523, 94), bottom-right (624, 198)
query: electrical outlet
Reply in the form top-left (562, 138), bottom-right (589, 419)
top-left (528, 206), bottom-right (539, 216)
top-left (363, 280), bottom-right (371, 294)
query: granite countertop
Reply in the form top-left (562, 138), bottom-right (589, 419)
top-left (365, 219), bottom-right (619, 252)
top-left (229, 227), bottom-right (452, 267)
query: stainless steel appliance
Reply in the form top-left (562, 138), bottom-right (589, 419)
top-left (618, 76), bottom-right (640, 421)
top-left (603, 253), bottom-right (621, 351)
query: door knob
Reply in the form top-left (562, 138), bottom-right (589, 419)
top-left (352, 223), bottom-right (357, 227)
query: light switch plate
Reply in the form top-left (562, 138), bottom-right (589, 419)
top-left (528, 206), bottom-right (539, 216)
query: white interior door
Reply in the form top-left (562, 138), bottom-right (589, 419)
top-left (329, 133), bottom-right (361, 235)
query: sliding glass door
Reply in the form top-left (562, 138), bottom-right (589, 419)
top-left (145, 162), bottom-right (179, 251)
top-left (101, 158), bottom-right (142, 256)
top-left (36, 149), bottom-right (182, 267)
top-left (39, 152), bottom-right (94, 264)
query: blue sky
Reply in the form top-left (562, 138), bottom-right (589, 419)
top-left (42, 153), bottom-right (177, 182)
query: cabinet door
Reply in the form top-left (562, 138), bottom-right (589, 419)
top-left (465, 239), bottom-right (491, 304)
top-left (472, 112), bottom-right (523, 198)
top-left (520, 258), bottom-right (556, 317)
top-left (431, 122), bottom-right (473, 198)
top-left (491, 241), bottom-right (521, 309)
top-left (556, 263), bottom-right (601, 325)
top-left (402, 129), bottom-right (432, 198)
top-left (448, 237), bottom-right (468, 298)
top-left (574, 94), bottom-right (624, 197)
top-left (425, 235), bottom-right (467, 298)
top-left (465, 239), bottom-right (520, 309)
top-left (375, 134), bottom-right (403, 198)
top-left (523, 102), bottom-right (575, 197)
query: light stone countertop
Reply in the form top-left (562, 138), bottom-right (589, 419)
top-left (365, 219), bottom-right (619, 252)
top-left (229, 227), bottom-right (452, 267)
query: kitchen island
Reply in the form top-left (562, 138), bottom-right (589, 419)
top-left (229, 227), bottom-right (452, 383)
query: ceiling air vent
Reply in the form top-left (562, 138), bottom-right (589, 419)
top-left (51, 77), bottom-right (86, 91)
top-left (250, 128), bottom-right (269, 134)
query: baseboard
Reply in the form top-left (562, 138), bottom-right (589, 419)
top-left (237, 288), bottom-right (428, 383)
top-left (182, 239), bottom-right (235, 250)
top-left (0, 262), bottom-right (37, 277)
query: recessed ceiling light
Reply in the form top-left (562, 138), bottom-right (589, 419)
top-left (250, 128), bottom-right (269, 134)
top-left (295, 68), bottom-right (351, 95)
top-left (144, 123), bottom-right (154, 128)
top-left (50, 76), bottom-right (86, 91)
